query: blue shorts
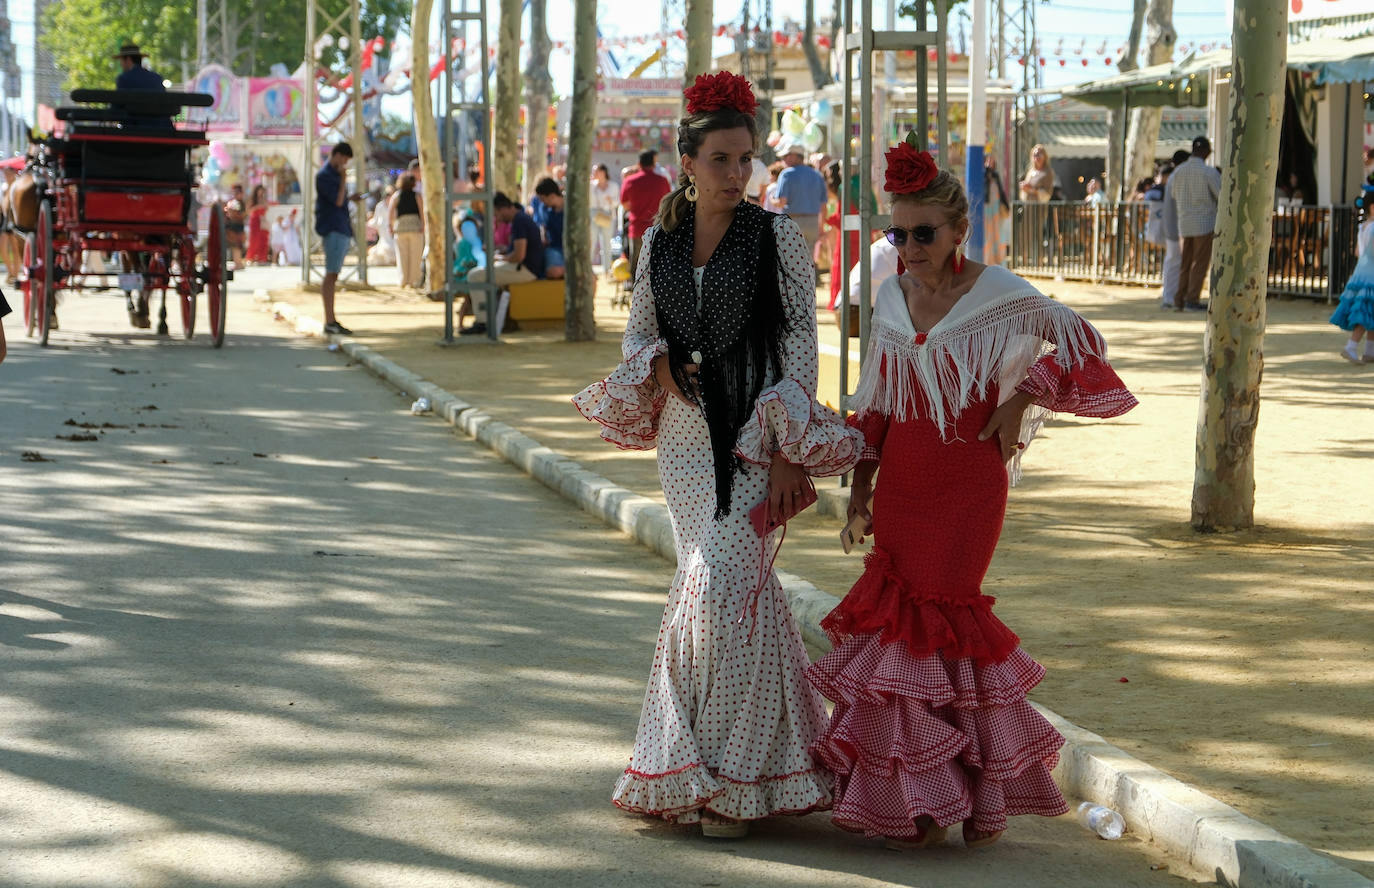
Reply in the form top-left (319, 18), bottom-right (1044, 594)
top-left (544, 247), bottom-right (565, 269)
top-left (322, 231), bottom-right (351, 274)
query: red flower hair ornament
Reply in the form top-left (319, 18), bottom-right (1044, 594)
top-left (884, 136), bottom-right (940, 195)
top-left (684, 71), bottom-right (759, 116)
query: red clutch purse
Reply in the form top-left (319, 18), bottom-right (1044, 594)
top-left (749, 478), bottom-right (817, 537)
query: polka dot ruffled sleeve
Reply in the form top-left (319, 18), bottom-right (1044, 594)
top-left (733, 215), bottom-right (864, 476)
top-left (571, 227), bottom-right (669, 450)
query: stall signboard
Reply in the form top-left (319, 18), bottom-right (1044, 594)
top-left (247, 78), bottom-right (304, 136)
top-left (595, 78), bottom-right (681, 155)
top-left (188, 64), bottom-right (242, 133)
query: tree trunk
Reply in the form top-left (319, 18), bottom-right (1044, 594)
top-left (1124, 0), bottom-right (1176, 190)
top-left (494, 0), bottom-right (522, 197)
top-left (1121, 0), bottom-right (1146, 71)
top-left (802, 0), bottom-right (830, 89)
top-left (1105, 0), bottom-right (1147, 199)
top-left (684, 0), bottom-right (712, 95)
top-left (412, 0), bottom-right (446, 296)
top-left (522, 0), bottom-right (552, 194)
top-left (565, 0), bottom-right (597, 341)
top-left (1191, 0), bottom-right (1285, 531)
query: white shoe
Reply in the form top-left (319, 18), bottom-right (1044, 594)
top-left (1341, 342), bottom-right (1361, 363)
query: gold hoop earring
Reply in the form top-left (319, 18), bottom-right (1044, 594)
top-left (685, 176), bottom-right (699, 203)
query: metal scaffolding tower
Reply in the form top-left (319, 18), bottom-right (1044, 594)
top-left (737, 0), bottom-right (777, 156)
top-left (836, 0), bottom-right (949, 414)
top-left (196, 0), bottom-right (260, 74)
top-left (302, 0), bottom-right (369, 286)
top-left (440, 0), bottom-right (499, 341)
top-left (998, 0), bottom-right (1042, 201)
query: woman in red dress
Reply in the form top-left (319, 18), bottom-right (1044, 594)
top-left (245, 185), bottom-right (271, 265)
top-left (807, 138), bottom-right (1138, 850)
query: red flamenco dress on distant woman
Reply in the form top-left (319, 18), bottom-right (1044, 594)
top-left (807, 264), bottom-right (1137, 843)
top-left (246, 203), bottom-right (271, 265)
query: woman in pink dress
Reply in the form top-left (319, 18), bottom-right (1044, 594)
top-left (245, 185), bottom-right (271, 265)
top-left (574, 72), bottom-right (861, 839)
top-left (808, 137), bottom-right (1138, 850)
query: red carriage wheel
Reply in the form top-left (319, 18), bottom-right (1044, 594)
top-left (21, 233), bottom-right (35, 337)
top-left (178, 237), bottom-right (197, 339)
top-left (205, 205), bottom-right (227, 347)
top-left (34, 200), bottom-right (55, 347)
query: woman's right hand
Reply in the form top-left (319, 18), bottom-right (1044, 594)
top-left (847, 476), bottom-right (874, 536)
top-left (653, 355), bottom-right (699, 405)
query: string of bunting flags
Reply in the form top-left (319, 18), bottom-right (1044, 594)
top-left (322, 28), bottom-right (1234, 83)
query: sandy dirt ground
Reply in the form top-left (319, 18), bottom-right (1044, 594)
top-left (263, 273), bottom-right (1373, 878)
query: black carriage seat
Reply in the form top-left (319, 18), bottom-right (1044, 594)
top-left (68, 88), bottom-right (214, 121)
top-left (53, 91), bottom-right (212, 185)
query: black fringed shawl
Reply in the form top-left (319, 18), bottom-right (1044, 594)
top-left (650, 201), bottom-right (790, 518)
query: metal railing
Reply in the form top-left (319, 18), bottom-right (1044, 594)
top-left (1009, 201), bottom-right (1357, 301)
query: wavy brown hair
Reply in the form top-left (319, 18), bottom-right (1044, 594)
top-left (657, 109), bottom-right (760, 232)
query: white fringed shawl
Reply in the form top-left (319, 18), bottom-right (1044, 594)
top-left (850, 265), bottom-right (1108, 482)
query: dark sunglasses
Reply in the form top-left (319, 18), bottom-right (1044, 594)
top-left (884, 221), bottom-right (950, 247)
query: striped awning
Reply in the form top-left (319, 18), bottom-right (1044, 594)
top-left (1020, 117), bottom-right (1207, 160)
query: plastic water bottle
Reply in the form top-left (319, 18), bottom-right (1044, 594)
top-left (1077, 801), bottom-right (1125, 839)
top-left (410, 397), bottom-right (431, 415)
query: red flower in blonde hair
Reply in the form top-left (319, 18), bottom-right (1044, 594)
top-left (684, 71), bottom-right (759, 116)
top-left (884, 140), bottom-right (940, 195)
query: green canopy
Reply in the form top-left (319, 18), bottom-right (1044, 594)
top-left (1059, 33), bottom-right (1374, 108)
top-left (1057, 52), bottom-right (1222, 109)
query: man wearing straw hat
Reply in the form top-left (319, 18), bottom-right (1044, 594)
top-left (113, 41), bottom-right (172, 130)
top-left (113, 41), bottom-right (166, 93)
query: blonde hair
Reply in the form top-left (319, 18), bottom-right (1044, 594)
top-left (1025, 143), bottom-right (1051, 177)
top-left (658, 108), bottom-right (760, 232)
top-left (889, 168), bottom-right (969, 223)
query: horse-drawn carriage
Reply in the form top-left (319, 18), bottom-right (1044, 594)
top-left (11, 88), bottom-right (230, 347)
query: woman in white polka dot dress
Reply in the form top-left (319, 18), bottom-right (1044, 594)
top-left (574, 72), bottom-right (862, 839)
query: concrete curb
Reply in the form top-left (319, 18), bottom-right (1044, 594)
top-left (1041, 709), bottom-right (1373, 887)
top-left (260, 293), bottom-right (1372, 888)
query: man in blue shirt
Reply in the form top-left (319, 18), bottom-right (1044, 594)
top-left (774, 141), bottom-right (827, 252)
top-left (113, 42), bottom-right (172, 128)
top-left (460, 191), bottom-right (545, 335)
top-left (528, 177), bottom-right (565, 279)
top-left (315, 142), bottom-right (363, 335)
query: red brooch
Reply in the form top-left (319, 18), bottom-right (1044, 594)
top-left (914, 332), bottom-right (928, 345)
top-left (684, 71), bottom-right (759, 116)
top-left (884, 140), bottom-right (939, 195)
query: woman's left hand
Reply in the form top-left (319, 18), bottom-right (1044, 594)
top-left (767, 452), bottom-right (809, 524)
top-left (978, 391), bottom-right (1034, 462)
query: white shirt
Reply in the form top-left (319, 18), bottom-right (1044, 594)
top-left (590, 179), bottom-right (619, 221)
top-left (846, 236), bottom-right (899, 307)
top-left (749, 157), bottom-right (769, 201)
top-left (1167, 157), bottom-right (1222, 238)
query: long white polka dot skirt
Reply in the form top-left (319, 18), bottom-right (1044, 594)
top-left (574, 215), bottom-right (863, 822)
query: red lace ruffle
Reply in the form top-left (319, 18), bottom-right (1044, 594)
top-left (820, 547), bottom-right (1021, 664)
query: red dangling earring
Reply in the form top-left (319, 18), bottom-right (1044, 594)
top-left (951, 247), bottom-right (965, 274)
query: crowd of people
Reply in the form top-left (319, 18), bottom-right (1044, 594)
top-left (1016, 137), bottom-right (1221, 312)
top-left (264, 83), bottom-right (1371, 366)
top-left (574, 70), bottom-right (1137, 850)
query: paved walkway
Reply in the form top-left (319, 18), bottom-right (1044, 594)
top-left (246, 263), bottom-right (1371, 888)
top-left (0, 283), bottom-right (1210, 888)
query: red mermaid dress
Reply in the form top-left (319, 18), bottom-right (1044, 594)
top-left (807, 266), bottom-right (1137, 841)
